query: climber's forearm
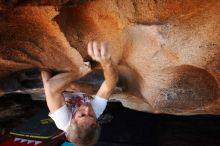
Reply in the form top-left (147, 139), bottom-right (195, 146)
top-left (87, 41), bottom-right (118, 99)
top-left (101, 61), bottom-right (118, 89)
top-left (96, 61), bottom-right (118, 99)
top-left (47, 72), bottom-right (83, 94)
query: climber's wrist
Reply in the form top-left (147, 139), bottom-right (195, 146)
top-left (100, 59), bottom-right (112, 68)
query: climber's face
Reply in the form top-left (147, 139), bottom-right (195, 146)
top-left (74, 103), bottom-right (97, 128)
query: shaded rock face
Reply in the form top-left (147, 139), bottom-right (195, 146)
top-left (0, 0), bottom-right (220, 114)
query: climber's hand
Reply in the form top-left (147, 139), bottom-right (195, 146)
top-left (87, 41), bottom-right (111, 66)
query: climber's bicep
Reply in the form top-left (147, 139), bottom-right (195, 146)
top-left (46, 93), bottom-right (65, 113)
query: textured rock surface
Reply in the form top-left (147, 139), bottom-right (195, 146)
top-left (0, 0), bottom-right (220, 114)
top-left (0, 6), bottom-right (86, 77)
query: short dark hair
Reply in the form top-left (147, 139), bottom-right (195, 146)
top-left (65, 119), bottom-right (101, 146)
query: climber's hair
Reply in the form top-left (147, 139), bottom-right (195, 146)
top-left (65, 119), bottom-right (101, 146)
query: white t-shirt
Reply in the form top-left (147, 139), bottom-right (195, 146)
top-left (49, 94), bottom-right (107, 132)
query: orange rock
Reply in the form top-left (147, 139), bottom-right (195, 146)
top-left (0, 0), bottom-right (220, 114)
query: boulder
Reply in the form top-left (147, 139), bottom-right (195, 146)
top-left (0, 0), bottom-right (220, 114)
